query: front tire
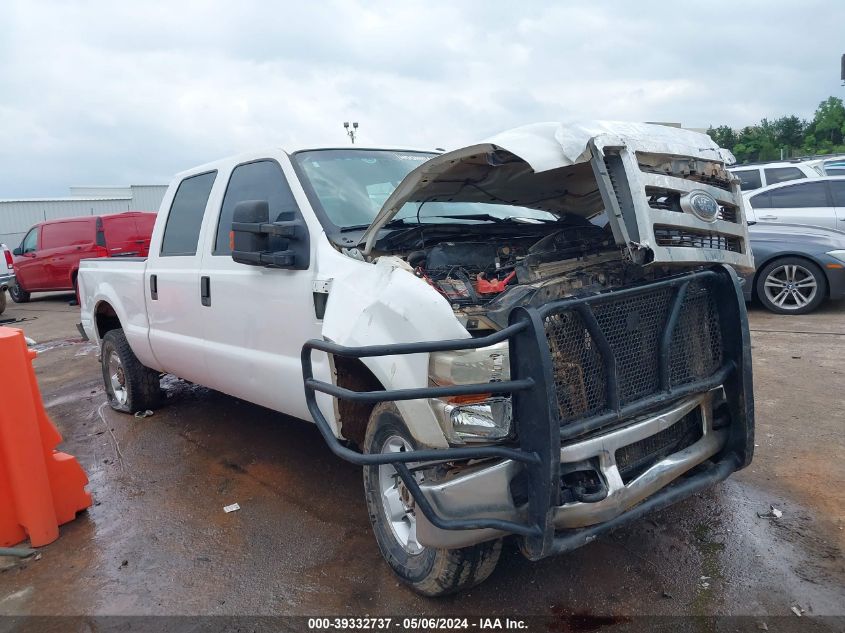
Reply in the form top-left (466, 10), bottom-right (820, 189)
top-left (363, 403), bottom-right (502, 596)
top-left (756, 257), bottom-right (827, 315)
top-left (101, 328), bottom-right (162, 413)
top-left (9, 281), bottom-right (30, 303)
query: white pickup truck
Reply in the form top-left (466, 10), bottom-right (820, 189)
top-left (79, 121), bottom-right (756, 596)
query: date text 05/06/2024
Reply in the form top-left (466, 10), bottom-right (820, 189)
top-left (307, 617), bottom-right (528, 630)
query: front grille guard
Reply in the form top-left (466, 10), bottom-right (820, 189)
top-left (301, 265), bottom-right (754, 559)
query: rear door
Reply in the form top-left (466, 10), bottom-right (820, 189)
top-left (197, 157), bottom-right (319, 418)
top-left (133, 213), bottom-right (157, 256)
top-left (40, 219), bottom-right (98, 289)
top-left (751, 180), bottom-right (835, 228)
top-left (145, 171), bottom-right (218, 384)
top-left (14, 226), bottom-right (44, 290)
top-left (101, 213), bottom-right (152, 257)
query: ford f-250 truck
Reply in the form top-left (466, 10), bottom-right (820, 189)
top-left (79, 121), bottom-right (755, 596)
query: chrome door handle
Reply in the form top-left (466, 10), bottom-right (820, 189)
top-left (759, 215), bottom-right (778, 220)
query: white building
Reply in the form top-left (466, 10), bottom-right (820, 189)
top-left (0, 184), bottom-right (167, 248)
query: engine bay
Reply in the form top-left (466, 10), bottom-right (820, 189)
top-left (390, 224), bottom-right (652, 331)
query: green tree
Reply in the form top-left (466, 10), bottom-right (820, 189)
top-left (707, 96), bottom-right (845, 161)
top-left (772, 115), bottom-right (806, 155)
top-left (707, 125), bottom-right (737, 150)
top-left (813, 97), bottom-right (845, 143)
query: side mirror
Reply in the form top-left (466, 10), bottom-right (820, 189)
top-left (230, 200), bottom-right (310, 270)
top-left (12, 247), bottom-right (21, 256)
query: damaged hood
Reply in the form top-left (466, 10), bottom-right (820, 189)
top-left (362, 120), bottom-right (735, 253)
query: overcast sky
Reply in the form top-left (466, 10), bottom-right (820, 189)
top-left (1, 0), bottom-right (843, 197)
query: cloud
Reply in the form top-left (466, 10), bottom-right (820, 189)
top-left (1, 0), bottom-right (843, 196)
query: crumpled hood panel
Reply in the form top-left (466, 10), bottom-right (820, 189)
top-left (362, 121), bottom-right (735, 252)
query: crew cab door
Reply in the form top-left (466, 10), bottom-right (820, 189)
top-left (144, 170), bottom-right (218, 384)
top-left (197, 157), bottom-right (320, 420)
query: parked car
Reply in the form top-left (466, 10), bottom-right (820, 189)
top-left (0, 243), bottom-right (15, 315)
top-left (10, 211), bottom-right (156, 303)
top-left (729, 160), bottom-right (821, 192)
top-left (743, 222), bottom-right (845, 314)
top-left (743, 175), bottom-right (845, 230)
top-left (79, 122), bottom-right (755, 596)
top-left (806, 155), bottom-right (845, 177)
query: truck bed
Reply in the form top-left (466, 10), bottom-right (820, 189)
top-left (78, 257), bottom-right (150, 356)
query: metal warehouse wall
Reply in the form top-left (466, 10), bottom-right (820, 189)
top-left (129, 185), bottom-right (167, 212)
top-left (0, 198), bottom-right (132, 248)
top-left (0, 184), bottom-right (167, 248)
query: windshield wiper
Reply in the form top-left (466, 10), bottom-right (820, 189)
top-left (420, 214), bottom-right (557, 224)
top-left (339, 219), bottom-right (412, 232)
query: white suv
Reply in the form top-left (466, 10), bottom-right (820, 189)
top-left (729, 161), bottom-right (821, 192)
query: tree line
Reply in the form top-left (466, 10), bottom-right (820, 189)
top-left (707, 96), bottom-right (845, 164)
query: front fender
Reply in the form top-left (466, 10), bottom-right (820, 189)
top-left (321, 257), bottom-right (469, 448)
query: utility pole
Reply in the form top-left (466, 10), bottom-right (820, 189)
top-left (343, 121), bottom-right (359, 144)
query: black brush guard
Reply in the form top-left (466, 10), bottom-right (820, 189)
top-left (301, 264), bottom-right (754, 560)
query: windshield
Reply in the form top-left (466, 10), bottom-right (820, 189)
top-left (293, 149), bottom-right (556, 229)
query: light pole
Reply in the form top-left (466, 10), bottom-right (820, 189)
top-left (343, 121), bottom-right (359, 144)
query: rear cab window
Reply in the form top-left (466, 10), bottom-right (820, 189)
top-left (160, 171), bottom-right (217, 256)
top-left (764, 167), bottom-right (805, 185)
top-left (733, 169), bottom-right (762, 191)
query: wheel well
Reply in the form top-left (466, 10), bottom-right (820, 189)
top-left (333, 356), bottom-right (384, 447)
top-left (752, 254), bottom-right (829, 299)
top-left (95, 301), bottom-right (122, 339)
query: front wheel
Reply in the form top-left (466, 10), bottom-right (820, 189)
top-left (101, 328), bottom-right (163, 413)
top-left (9, 281), bottom-right (30, 303)
top-left (756, 257), bottom-right (827, 315)
top-left (363, 403), bottom-right (502, 596)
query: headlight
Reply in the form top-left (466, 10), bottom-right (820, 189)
top-left (826, 250), bottom-right (845, 264)
top-left (428, 343), bottom-right (513, 444)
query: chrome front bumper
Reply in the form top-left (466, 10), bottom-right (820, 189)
top-left (416, 391), bottom-right (727, 549)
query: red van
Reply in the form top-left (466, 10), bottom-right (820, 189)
top-left (10, 211), bottom-right (156, 303)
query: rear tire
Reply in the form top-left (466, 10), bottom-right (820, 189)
top-left (70, 274), bottom-right (79, 306)
top-left (101, 328), bottom-right (162, 413)
top-left (0, 290), bottom-right (6, 315)
top-left (363, 403), bottom-right (502, 596)
top-left (755, 257), bottom-right (827, 315)
top-left (9, 281), bottom-right (30, 303)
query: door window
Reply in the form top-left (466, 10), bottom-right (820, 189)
top-left (768, 181), bottom-right (829, 209)
top-left (830, 180), bottom-right (845, 207)
top-left (733, 170), bottom-right (761, 190)
top-left (749, 192), bottom-right (771, 209)
top-left (21, 228), bottom-right (38, 253)
top-left (214, 160), bottom-right (300, 255)
top-left (764, 167), bottom-right (805, 185)
top-left (160, 171), bottom-right (217, 256)
top-left (41, 220), bottom-right (92, 249)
